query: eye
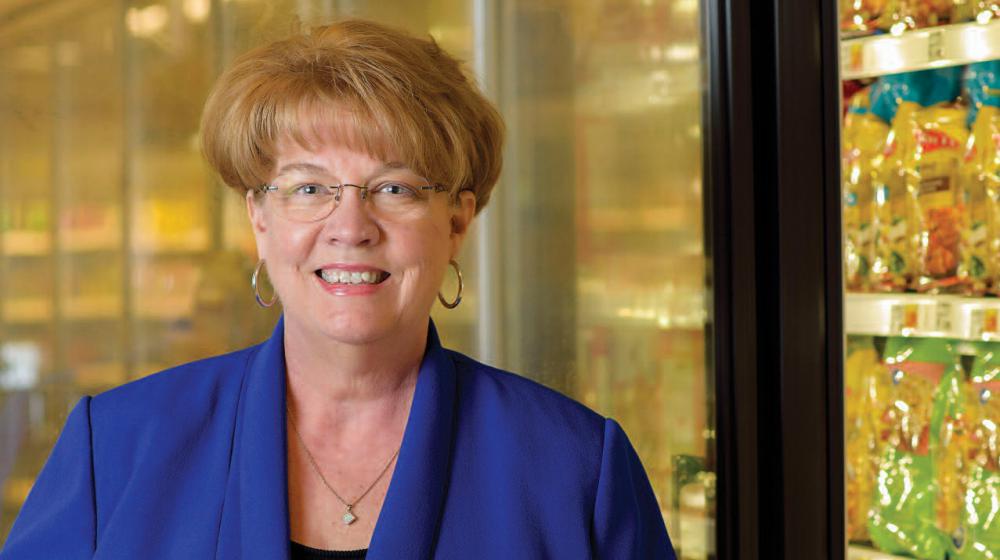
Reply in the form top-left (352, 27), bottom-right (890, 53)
top-left (289, 183), bottom-right (327, 196)
top-left (373, 181), bottom-right (419, 197)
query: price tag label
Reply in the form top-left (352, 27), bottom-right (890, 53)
top-left (934, 302), bottom-right (952, 333)
top-left (843, 42), bottom-right (863, 75)
top-left (971, 307), bottom-right (999, 339)
top-left (890, 302), bottom-right (920, 334)
top-left (927, 29), bottom-right (944, 61)
top-left (985, 308), bottom-right (997, 334)
top-left (969, 307), bottom-right (1000, 339)
top-left (971, 308), bottom-right (985, 339)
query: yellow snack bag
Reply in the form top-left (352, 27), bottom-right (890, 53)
top-left (845, 336), bottom-right (882, 542)
top-left (912, 104), bottom-right (970, 293)
top-left (953, 342), bottom-right (1000, 559)
top-left (959, 105), bottom-right (1000, 295)
top-left (873, 101), bottom-right (921, 292)
top-left (845, 92), bottom-right (890, 292)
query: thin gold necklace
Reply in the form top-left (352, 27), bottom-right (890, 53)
top-left (287, 409), bottom-right (401, 526)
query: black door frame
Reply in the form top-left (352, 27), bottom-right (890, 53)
top-left (706, 0), bottom-right (844, 557)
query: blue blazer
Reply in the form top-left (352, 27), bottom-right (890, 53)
top-left (2, 319), bottom-right (675, 559)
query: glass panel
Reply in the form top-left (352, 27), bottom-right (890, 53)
top-left (0, 19), bottom-right (57, 540)
top-left (57, 3), bottom-right (126, 393)
top-left (124, 0), bottom-right (278, 378)
top-left (0, 2), bottom-right (712, 555)
top-left (839, 4), bottom-right (1000, 559)
top-left (495, 2), bottom-right (712, 557)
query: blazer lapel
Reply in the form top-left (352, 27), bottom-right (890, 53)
top-left (367, 321), bottom-right (457, 559)
top-left (217, 318), bottom-right (291, 560)
top-left (216, 318), bottom-right (456, 559)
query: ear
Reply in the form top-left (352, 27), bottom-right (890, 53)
top-left (246, 190), bottom-right (269, 258)
top-left (246, 190), bottom-right (268, 233)
top-left (449, 190), bottom-right (477, 257)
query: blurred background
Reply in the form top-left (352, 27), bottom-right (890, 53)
top-left (0, 0), bottom-right (711, 555)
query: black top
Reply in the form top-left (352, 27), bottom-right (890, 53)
top-left (290, 540), bottom-right (368, 559)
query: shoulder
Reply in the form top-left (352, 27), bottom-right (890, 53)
top-left (89, 345), bottom-right (260, 430)
top-left (446, 349), bottom-right (607, 452)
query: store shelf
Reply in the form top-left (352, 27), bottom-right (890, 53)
top-left (63, 295), bottom-right (123, 320)
top-left (2, 230), bottom-right (51, 256)
top-left (3, 298), bottom-right (53, 324)
top-left (73, 361), bottom-right (125, 390)
top-left (131, 237), bottom-right (208, 256)
top-left (61, 230), bottom-right (120, 253)
top-left (841, 19), bottom-right (1000, 79)
top-left (847, 545), bottom-right (915, 560)
top-left (134, 297), bottom-right (195, 321)
top-left (845, 292), bottom-right (1000, 342)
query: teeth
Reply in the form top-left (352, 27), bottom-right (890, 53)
top-left (319, 269), bottom-right (384, 285)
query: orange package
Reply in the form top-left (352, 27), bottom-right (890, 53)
top-left (912, 105), bottom-right (970, 292)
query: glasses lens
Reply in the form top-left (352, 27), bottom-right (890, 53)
top-left (267, 180), bottom-right (443, 221)
top-left (276, 183), bottom-right (336, 222)
top-left (369, 181), bottom-right (434, 216)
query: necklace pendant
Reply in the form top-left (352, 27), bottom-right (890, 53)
top-left (342, 506), bottom-right (357, 525)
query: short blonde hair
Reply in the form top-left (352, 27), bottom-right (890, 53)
top-left (200, 19), bottom-right (504, 213)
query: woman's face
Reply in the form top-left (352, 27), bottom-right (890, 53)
top-left (247, 131), bottom-right (476, 347)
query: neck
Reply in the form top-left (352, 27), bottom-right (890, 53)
top-left (283, 317), bottom-right (427, 432)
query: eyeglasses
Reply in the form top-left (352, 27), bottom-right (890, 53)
top-left (258, 179), bottom-right (449, 223)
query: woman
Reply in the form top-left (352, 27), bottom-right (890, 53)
top-left (1, 19), bottom-right (675, 559)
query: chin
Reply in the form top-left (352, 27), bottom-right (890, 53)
top-left (314, 309), bottom-right (403, 345)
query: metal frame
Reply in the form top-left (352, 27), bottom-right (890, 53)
top-left (707, 0), bottom-right (844, 557)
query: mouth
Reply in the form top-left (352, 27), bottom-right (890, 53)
top-left (315, 267), bottom-right (391, 286)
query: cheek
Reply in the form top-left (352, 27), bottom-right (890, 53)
top-left (396, 220), bottom-right (451, 266)
top-left (259, 222), bottom-right (320, 271)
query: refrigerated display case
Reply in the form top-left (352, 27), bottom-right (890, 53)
top-left (839, 6), bottom-right (1000, 560)
top-left (0, 1), bottom-right (737, 556)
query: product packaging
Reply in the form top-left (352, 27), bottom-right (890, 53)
top-left (912, 101), bottom-right (970, 293)
top-left (842, 0), bottom-right (889, 33)
top-left (952, 0), bottom-right (1000, 22)
top-left (844, 89), bottom-right (890, 291)
top-left (879, 0), bottom-right (955, 32)
top-left (868, 336), bottom-right (963, 559)
top-left (869, 68), bottom-right (967, 293)
top-left (871, 73), bottom-right (924, 292)
top-left (845, 336), bottom-right (883, 542)
top-left (953, 342), bottom-right (1000, 559)
top-left (959, 62), bottom-right (1000, 295)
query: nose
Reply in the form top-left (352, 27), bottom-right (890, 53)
top-left (322, 185), bottom-right (380, 247)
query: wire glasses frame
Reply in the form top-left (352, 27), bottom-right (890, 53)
top-left (256, 181), bottom-right (450, 223)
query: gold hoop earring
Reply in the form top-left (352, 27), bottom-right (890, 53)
top-left (437, 259), bottom-right (463, 309)
top-left (252, 259), bottom-right (277, 308)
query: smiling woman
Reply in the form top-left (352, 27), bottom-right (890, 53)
top-left (0, 18), bottom-right (676, 560)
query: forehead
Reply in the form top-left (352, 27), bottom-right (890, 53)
top-left (272, 110), bottom-right (408, 178)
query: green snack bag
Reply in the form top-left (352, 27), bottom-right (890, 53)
top-left (954, 342), bottom-right (1000, 560)
top-left (868, 337), bottom-right (961, 559)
